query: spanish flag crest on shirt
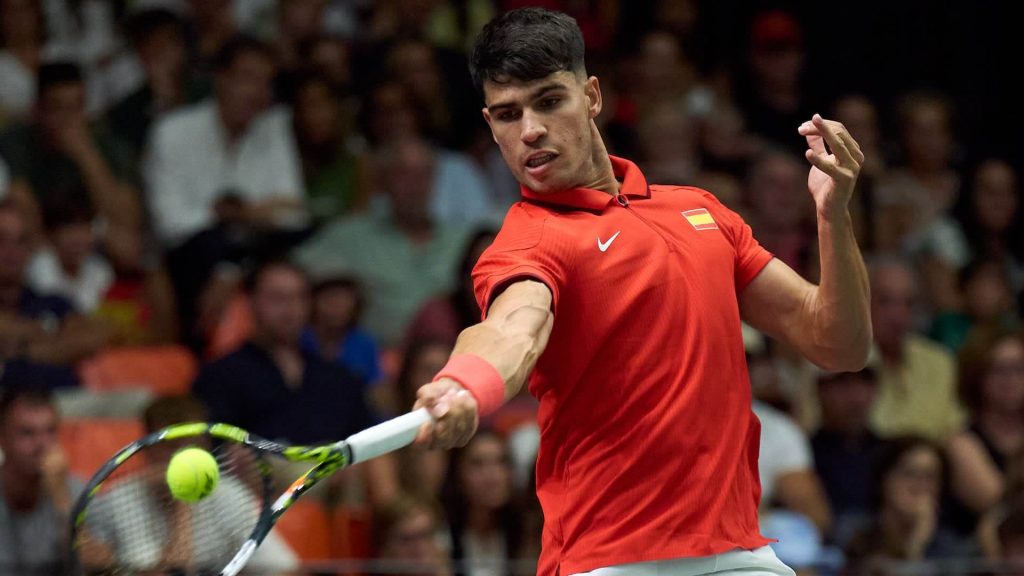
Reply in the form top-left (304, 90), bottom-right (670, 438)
top-left (682, 208), bottom-right (719, 230)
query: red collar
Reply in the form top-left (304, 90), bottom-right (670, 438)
top-left (520, 156), bottom-right (651, 212)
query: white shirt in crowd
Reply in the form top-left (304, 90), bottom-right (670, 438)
top-left (144, 100), bottom-right (305, 248)
top-left (752, 400), bottom-right (813, 503)
top-left (26, 248), bottom-right (114, 313)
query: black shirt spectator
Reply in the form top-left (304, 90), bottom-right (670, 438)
top-left (193, 341), bottom-right (374, 444)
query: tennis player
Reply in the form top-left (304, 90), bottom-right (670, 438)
top-left (415, 8), bottom-right (871, 576)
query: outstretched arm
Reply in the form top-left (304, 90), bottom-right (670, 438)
top-left (414, 279), bottom-right (554, 449)
top-left (740, 115), bottom-right (871, 372)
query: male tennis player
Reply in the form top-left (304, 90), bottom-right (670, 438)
top-left (415, 8), bottom-right (871, 576)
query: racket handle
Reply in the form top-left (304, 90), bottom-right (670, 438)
top-left (345, 408), bottom-right (432, 464)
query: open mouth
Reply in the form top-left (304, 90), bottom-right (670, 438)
top-left (526, 152), bottom-right (557, 169)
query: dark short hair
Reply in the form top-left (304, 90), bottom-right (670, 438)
top-left (0, 384), bottom-right (55, 423)
top-left (244, 259), bottom-right (309, 294)
top-left (37, 61), bottom-right (83, 96)
top-left (126, 8), bottom-right (184, 47)
top-left (469, 7), bottom-right (586, 95)
top-left (143, 395), bottom-right (208, 433)
top-left (212, 34), bottom-right (275, 73)
top-left (869, 436), bottom-right (948, 509)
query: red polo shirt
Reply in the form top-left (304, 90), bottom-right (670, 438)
top-left (472, 156), bottom-right (774, 575)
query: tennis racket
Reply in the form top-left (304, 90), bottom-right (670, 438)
top-left (69, 408), bottom-right (432, 575)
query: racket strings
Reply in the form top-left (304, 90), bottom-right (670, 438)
top-left (75, 440), bottom-right (267, 575)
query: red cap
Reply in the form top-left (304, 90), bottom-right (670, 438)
top-left (751, 10), bottom-right (803, 50)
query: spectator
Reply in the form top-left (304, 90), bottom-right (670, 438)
top-left (405, 228), bottom-right (497, 347)
top-left (753, 400), bottom-right (832, 534)
top-left (191, 260), bottom-right (398, 506)
top-left (393, 338), bottom-right (455, 498)
top-left (868, 255), bottom-right (965, 442)
top-left (832, 95), bottom-right (885, 250)
top-left (106, 8), bottom-right (204, 152)
top-left (945, 327), bottom-right (1024, 533)
top-left (875, 92), bottom-right (969, 311)
top-left (811, 369), bottom-right (884, 544)
top-left (0, 202), bottom-right (108, 388)
top-left (0, 61), bottom-right (142, 269)
top-left (144, 34), bottom-right (305, 250)
top-left (300, 275), bottom-right (382, 387)
top-left (442, 430), bottom-right (525, 576)
top-left (194, 260), bottom-right (371, 444)
top-left (373, 492), bottom-right (453, 576)
top-left (294, 137), bottom-right (473, 346)
top-left (24, 194), bottom-right (112, 313)
top-left (273, 0), bottom-right (327, 77)
top-left (0, 384), bottom-right (82, 575)
top-left (930, 259), bottom-right (1018, 352)
top-left (745, 150), bottom-right (817, 275)
top-left (79, 394), bottom-right (298, 572)
top-left (305, 34), bottom-right (352, 95)
top-left (960, 159), bottom-right (1023, 293)
top-left (845, 437), bottom-right (975, 567)
top-left (737, 10), bottom-right (814, 155)
top-left (291, 70), bottom-right (367, 222)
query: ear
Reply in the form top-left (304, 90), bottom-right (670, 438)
top-left (584, 76), bottom-right (603, 119)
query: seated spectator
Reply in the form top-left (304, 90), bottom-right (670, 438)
top-left (106, 8), bottom-right (205, 152)
top-left (291, 70), bottom-right (367, 222)
top-left (147, 35), bottom-right (308, 346)
top-left (930, 258), bottom-right (1018, 351)
top-left (811, 369), bottom-right (884, 544)
top-left (868, 255), bottom-right (965, 442)
top-left (405, 228), bottom-right (496, 347)
top-left (845, 437), bottom-right (976, 567)
top-left (754, 400), bottom-right (832, 534)
top-left (744, 150), bottom-right (817, 276)
top-left (193, 260), bottom-right (371, 444)
top-left (79, 394), bottom-right (298, 573)
top-left (25, 196), bottom-right (113, 314)
top-left (393, 338), bottom-right (455, 498)
top-left (0, 61), bottom-right (142, 269)
top-left (960, 159), bottom-right (1023, 293)
top-left (442, 429), bottom-right (526, 576)
top-left (191, 260), bottom-right (397, 506)
top-left (300, 275), bottom-right (382, 387)
top-left (144, 34), bottom-right (305, 250)
top-left (0, 202), bottom-right (109, 388)
top-left (0, 384), bottom-right (82, 574)
top-left (875, 92), bottom-right (968, 312)
top-left (374, 492), bottom-right (453, 576)
top-left (945, 327), bottom-right (1024, 534)
top-left (294, 137), bottom-right (473, 346)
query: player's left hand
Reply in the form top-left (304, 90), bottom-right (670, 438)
top-left (413, 378), bottom-right (479, 449)
top-left (798, 114), bottom-right (864, 220)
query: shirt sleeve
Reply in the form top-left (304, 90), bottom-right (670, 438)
top-left (470, 212), bottom-right (564, 318)
top-left (699, 190), bottom-right (774, 292)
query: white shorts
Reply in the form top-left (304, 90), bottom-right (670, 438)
top-left (570, 545), bottom-right (795, 576)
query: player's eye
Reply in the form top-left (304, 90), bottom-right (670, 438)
top-left (496, 109), bottom-right (521, 122)
top-left (538, 98), bottom-right (561, 109)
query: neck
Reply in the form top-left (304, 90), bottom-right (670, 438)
top-left (467, 507), bottom-right (496, 534)
top-left (1, 467), bottom-right (40, 511)
top-left (580, 120), bottom-right (619, 195)
top-left (217, 103), bottom-right (249, 143)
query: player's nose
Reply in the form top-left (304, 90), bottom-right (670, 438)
top-left (520, 112), bottom-right (546, 144)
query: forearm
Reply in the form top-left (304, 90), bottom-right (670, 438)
top-left (809, 209), bottom-right (872, 371)
top-left (74, 147), bottom-right (140, 230)
top-left (450, 289), bottom-right (553, 400)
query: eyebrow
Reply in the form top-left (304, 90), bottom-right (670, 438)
top-left (486, 81), bottom-right (569, 113)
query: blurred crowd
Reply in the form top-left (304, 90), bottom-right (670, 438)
top-left (0, 0), bottom-right (1021, 575)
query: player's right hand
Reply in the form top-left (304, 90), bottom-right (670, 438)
top-left (413, 378), bottom-right (479, 449)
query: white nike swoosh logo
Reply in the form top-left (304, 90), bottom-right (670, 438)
top-left (597, 231), bottom-right (621, 252)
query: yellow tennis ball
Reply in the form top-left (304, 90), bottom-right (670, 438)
top-left (166, 447), bottom-right (219, 503)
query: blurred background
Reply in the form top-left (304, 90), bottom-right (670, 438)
top-left (0, 0), bottom-right (1021, 575)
